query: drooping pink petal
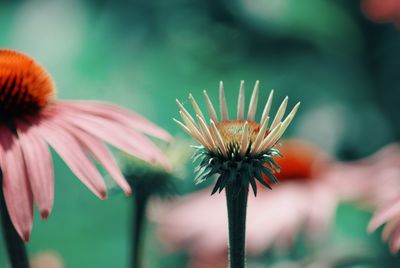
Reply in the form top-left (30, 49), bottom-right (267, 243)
top-left (35, 119), bottom-right (107, 200)
top-left (58, 101), bottom-right (172, 141)
top-left (368, 197), bottom-right (400, 232)
top-left (382, 215), bottom-right (400, 241)
top-left (61, 123), bottom-right (132, 196)
top-left (389, 224), bottom-right (400, 253)
top-left (54, 105), bottom-right (170, 169)
top-left (0, 126), bottom-right (33, 241)
top-left (17, 121), bottom-right (54, 219)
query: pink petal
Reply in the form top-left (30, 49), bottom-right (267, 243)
top-left (35, 119), bottom-right (107, 199)
top-left (389, 223), bottom-right (400, 253)
top-left (17, 121), bottom-right (54, 219)
top-left (382, 215), bottom-right (400, 241)
top-left (368, 196), bottom-right (400, 232)
top-left (62, 123), bottom-right (132, 196)
top-left (0, 126), bottom-right (33, 241)
top-left (55, 106), bottom-right (170, 169)
top-left (59, 101), bottom-right (172, 141)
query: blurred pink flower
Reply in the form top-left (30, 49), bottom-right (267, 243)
top-left (29, 251), bottom-right (64, 268)
top-left (324, 144), bottom-right (400, 253)
top-left (369, 197), bottom-right (400, 253)
top-left (7, 250), bottom-right (64, 268)
top-left (0, 49), bottom-right (171, 241)
top-left (153, 139), bottom-right (338, 264)
top-left (361, 0), bottom-right (400, 27)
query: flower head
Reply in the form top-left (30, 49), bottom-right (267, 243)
top-left (174, 80), bottom-right (300, 194)
top-left (0, 49), bottom-right (171, 241)
top-left (120, 139), bottom-right (192, 198)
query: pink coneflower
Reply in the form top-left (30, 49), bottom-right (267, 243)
top-left (153, 139), bottom-right (337, 266)
top-left (361, 0), bottom-right (400, 27)
top-left (0, 49), bottom-right (170, 242)
top-left (322, 144), bottom-right (400, 253)
top-left (369, 197), bottom-right (400, 253)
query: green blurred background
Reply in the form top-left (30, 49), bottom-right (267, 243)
top-left (0, 0), bottom-right (399, 267)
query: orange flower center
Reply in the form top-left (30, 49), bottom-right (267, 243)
top-left (215, 120), bottom-right (264, 151)
top-left (0, 50), bottom-right (54, 121)
top-left (263, 139), bottom-right (328, 183)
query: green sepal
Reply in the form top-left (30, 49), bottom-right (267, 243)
top-left (261, 166), bottom-right (278, 184)
top-left (254, 169), bottom-right (272, 190)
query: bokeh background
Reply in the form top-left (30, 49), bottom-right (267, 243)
top-left (0, 0), bottom-right (399, 267)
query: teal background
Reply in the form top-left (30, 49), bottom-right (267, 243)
top-left (1, 0), bottom-right (400, 267)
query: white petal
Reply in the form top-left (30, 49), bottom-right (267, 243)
top-left (239, 122), bottom-right (249, 157)
top-left (210, 120), bottom-right (228, 157)
top-left (237, 80), bottom-right (245, 120)
top-left (250, 117), bottom-right (269, 154)
top-left (247, 80), bottom-right (259, 121)
top-left (203, 90), bottom-right (219, 123)
top-left (219, 81), bottom-right (229, 120)
top-left (261, 90), bottom-right (274, 124)
top-left (176, 99), bottom-right (197, 126)
top-left (179, 111), bottom-right (210, 148)
top-left (196, 115), bottom-right (217, 152)
top-left (270, 96), bottom-right (288, 129)
top-left (189, 94), bottom-right (206, 123)
top-left (257, 123), bottom-right (282, 154)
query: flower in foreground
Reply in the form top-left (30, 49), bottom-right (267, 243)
top-left (174, 80), bottom-right (300, 194)
top-left (0, 49), bottom-right (171, 241)
top-left (173, 81), bottom-right (299, 268)
top-left (153, 139), bottom-right (338, 267)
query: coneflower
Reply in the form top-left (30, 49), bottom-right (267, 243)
top-left (0, 49), bottom-right (170, 268)
top-left (174, 80), bottom-right (300, 268)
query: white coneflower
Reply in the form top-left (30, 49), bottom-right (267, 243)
top-left (174, 80), bottom-right (300, 195)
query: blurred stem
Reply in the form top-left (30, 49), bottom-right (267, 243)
top-left (131, 190), bottom-right (149, 268)
top-left (225, 180), bottom-right (248, 268)
top-left (0, 172), bottom-right (29, 268)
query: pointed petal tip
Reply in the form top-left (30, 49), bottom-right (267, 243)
top-left (125, 188), bottom-right (133, 197)
top-left (100, 190), bottom-right (108, 200)
top-left (40, 209), bottom-right (51, 220)
top-left (22, 231), bottom-right (30, 242)
top-left (367, 220), bottom-right (378, 233)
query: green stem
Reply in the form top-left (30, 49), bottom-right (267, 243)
top-left (131, 192), bottom-right (149, 268)
top-left (225, 181), bottom-right (248, 268)
top-left (0, 172), bottom-right (29, 268)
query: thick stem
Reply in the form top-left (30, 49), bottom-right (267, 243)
top-left (0, 173), bottom-right (29, 268)
top-left (225, 181), bottom-right (248, 268)
top-left (131, 192), bottom-right (149, 268)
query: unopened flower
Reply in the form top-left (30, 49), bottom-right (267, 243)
top-left (121, 139), bottom-right (192, 198)
top-left (0, 49), bottom-right (170, 241)
top-left (174, 80), bottom-right (300, 194)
